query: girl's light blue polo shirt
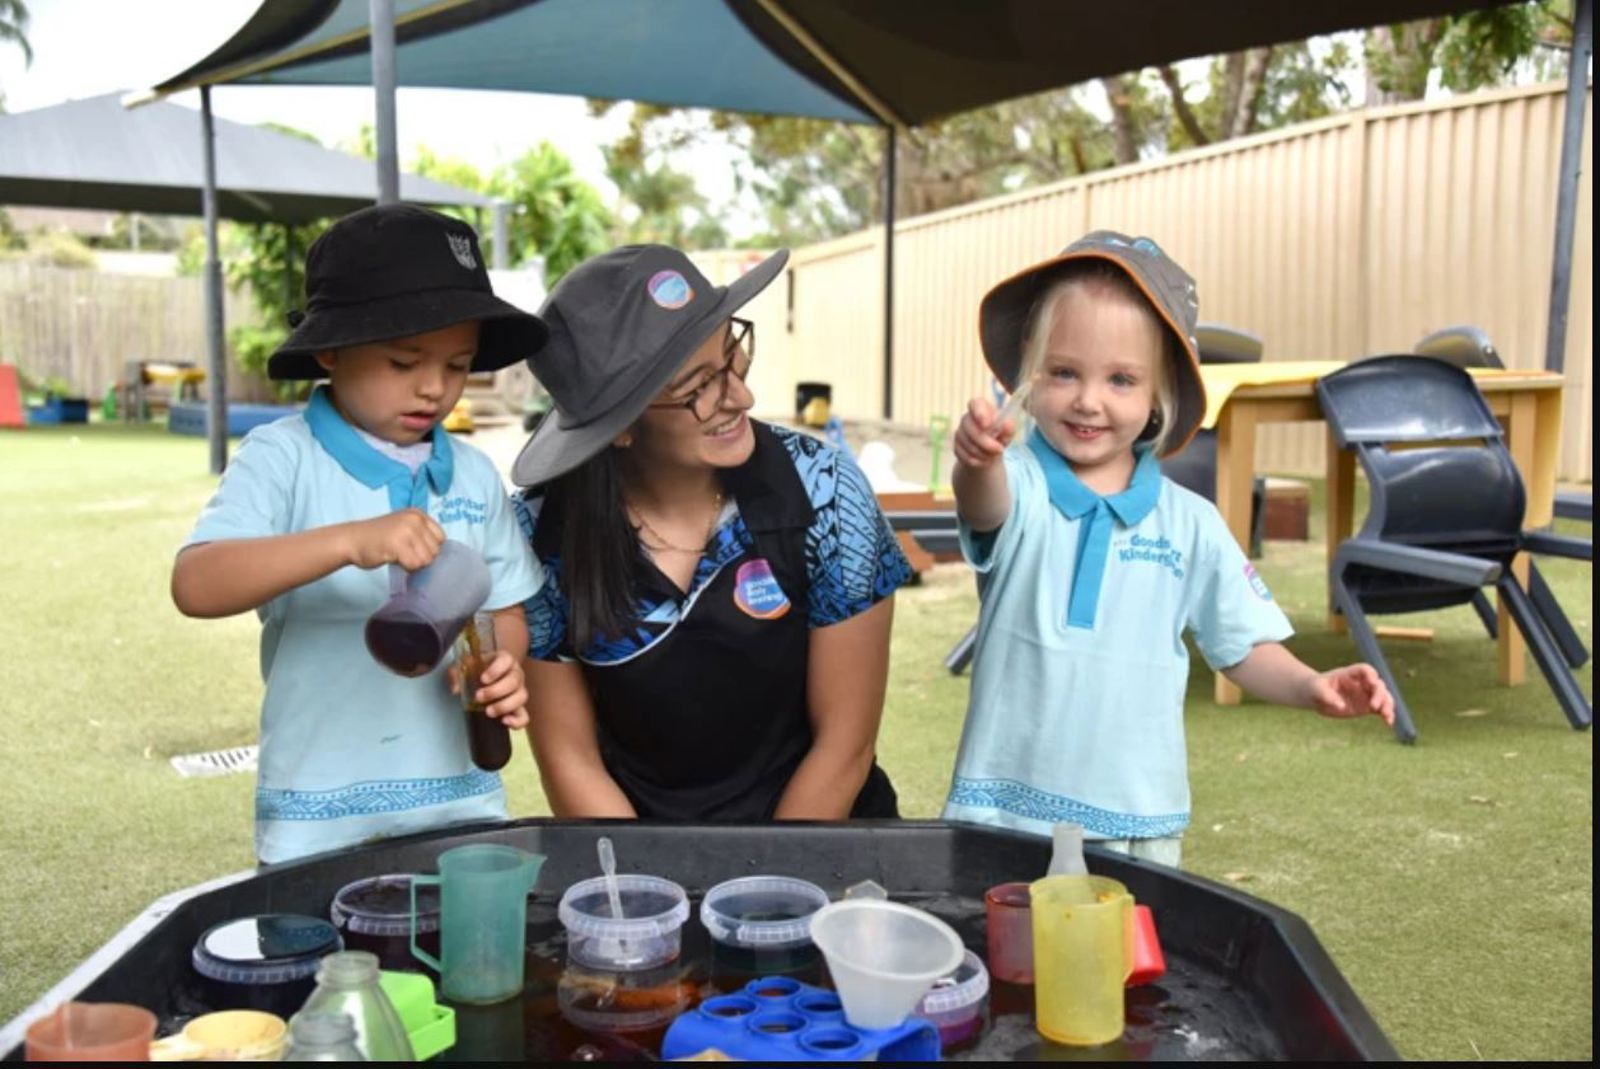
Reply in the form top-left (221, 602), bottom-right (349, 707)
top-left (942, 434), bottom-right (1292, 841)
top-left (184, 388), bottom-right (544, 863)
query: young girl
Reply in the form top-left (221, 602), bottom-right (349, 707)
top-left (943, 231), bottom-right (1393, 867)
top-left (171, 204), bottom-right (547, 864)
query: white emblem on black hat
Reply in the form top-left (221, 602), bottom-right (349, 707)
top-left (447, 233), bottom-right (476, 270)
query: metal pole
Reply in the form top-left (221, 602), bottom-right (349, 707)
top-left (1544, 0), bottom-right (1591, 374)
top-left (370, 0), bottom-right (400, 204)
top-left (881, 124), bottom-right (896, 422)
top-left (200, 86), bottom-right (228, 475)
top-left (492, 200), bottom-right (511, 270)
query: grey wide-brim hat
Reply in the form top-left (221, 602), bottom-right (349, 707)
top-left (978, 230), bottom-right (1207, 456)
top-left (511, 245), bottom-right (788, 488)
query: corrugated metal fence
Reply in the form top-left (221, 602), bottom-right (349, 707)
top-left (720, 81), bottom-right (1592, 482)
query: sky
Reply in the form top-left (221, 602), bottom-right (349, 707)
top-left (0, 0), bottom-right (755, 230)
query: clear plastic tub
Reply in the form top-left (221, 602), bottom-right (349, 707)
top-left (190, 915), bottom-right (342, 1018)
top-left (329, 874), bottom-right (440, 973)
top-left (557, 875), bottom-right (690, 972)
top-left (914, 949), bottom-right (990, 1049)
top-left (699, 876), bottom-right (829, 951)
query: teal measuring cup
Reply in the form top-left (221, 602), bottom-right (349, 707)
top-left (410, 844), bottom-right (544, 1004)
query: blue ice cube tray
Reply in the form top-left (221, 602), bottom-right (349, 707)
top-left (660, 975), bottom-right (941, 1061)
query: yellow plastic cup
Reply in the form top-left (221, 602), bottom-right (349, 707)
top-left (175, 1010), bottom-right (287, 1061)
top-left (1029, 875), bottom-right (1134, 1047)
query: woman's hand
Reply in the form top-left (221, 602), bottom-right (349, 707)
top-left (451, 649), bottom-right (530, 730)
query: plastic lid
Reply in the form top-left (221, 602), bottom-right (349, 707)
top-left (558, 875), bottom-right (689, 941)
top-left (916, 950), bottom-right (990, 1016)
top-left (330, 874), bottom-right (441, 936)
top-left (700, 876), bottom-right (829, 949)
top-left (192, 915), bottom-right (341, 985)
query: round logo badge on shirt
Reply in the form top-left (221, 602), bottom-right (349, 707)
top-left (733, 559), bottom-right (791, 620)
top-left (647, 269), bottom-right (693, 309)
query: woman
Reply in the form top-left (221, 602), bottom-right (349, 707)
top-left (510, 245), bottom-right (910, 820)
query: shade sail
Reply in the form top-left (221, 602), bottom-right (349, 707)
top-left (0, 92), bottom-right (490, 222)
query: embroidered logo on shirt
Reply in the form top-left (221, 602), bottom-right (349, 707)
top-left (1244, 562), bottom-right (1274, 601)
top-left (447, 233), bottom-right (476, 270)
top-left (732, 559), bottom-right (791, 620)
top-left (434, 496), bottom-right (487, 526)
top-left (1117, 533), bottom-right (1185, 579)
top-left (647, 270), bottom-right (693, 309)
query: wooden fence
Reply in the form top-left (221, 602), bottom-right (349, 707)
top-left (0, 262), bottom-right (269, 402)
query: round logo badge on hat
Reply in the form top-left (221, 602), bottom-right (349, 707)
top-left (647, 270), bottom-right (694, 310)
top-left (733, 559), bottom-right (791, 620)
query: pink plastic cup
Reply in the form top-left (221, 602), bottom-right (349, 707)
top-left (24, 1002), bottom-right (157, 1062)
top-left (984, 881), bottom-right (1034, 984)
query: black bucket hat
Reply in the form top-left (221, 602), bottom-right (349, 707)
top-left (511, 244), bottom-right (788, 488)
top-left (269, 203), bottom-right (549, 380)
top-left (978, 230), bottom-right (1207, 455)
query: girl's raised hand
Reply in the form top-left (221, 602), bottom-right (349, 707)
top-left (954, 396), bottom-right (1016, 470)
top-left (1307, 664), bottom-right (1395, 726)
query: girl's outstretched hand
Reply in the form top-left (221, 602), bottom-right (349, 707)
top-left (953, 396), bottom-right (1015, 470)
top-left (1307, 664), bottom-right (1395, 726)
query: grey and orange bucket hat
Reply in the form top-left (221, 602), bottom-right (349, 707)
top-left (978, 231), bottom-right (1206, 455)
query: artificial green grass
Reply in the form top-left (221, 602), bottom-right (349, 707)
top-left (0, 423), bottom-right (1591, 1059)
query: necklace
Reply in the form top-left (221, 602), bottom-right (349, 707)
top-left (630, 490), bottom-right (724, 554)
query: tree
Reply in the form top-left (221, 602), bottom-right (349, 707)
top-left (0, 0), bottom-right (31, 68)
top-left (487, 143), bottom-right (612, 282)
top-left (1364, 0), bottom-right (1571, 105)
top-left (1159, 39), bottom-right (1355, 149)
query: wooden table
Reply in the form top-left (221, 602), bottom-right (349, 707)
top-left (1204, 363), bottom-right (1565, 705)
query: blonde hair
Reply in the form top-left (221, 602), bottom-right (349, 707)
top-left (1015, 262), bottom-right (1179, 454)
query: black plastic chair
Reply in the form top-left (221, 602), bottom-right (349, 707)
top-left (1160, 323), bottom-right (1267, 555)
top-left (1414, 324), bottom-right (1503, 369)
top-left (1410, 326), bottom-right (1590, 665)
top-left (1316, 355), bottom-right (1592, 742)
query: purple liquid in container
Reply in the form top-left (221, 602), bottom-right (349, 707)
top-left (365, 541), bottom-right (492, 676)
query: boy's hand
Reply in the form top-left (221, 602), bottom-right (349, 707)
top-left (450, 650), bottom-right (530, 730)
top-left (954, 397), bottom-right (1015, 470)
top-left (1307, 664), bottom-right (1395, 726)
top-left (345, 508), bottom-right (446, 571)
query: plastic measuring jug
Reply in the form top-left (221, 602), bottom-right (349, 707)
top-left (365, 540), bottom-right (491, 677)
top-left (1029, 875), bottom-right (1135, 1046)
top-left (410, 844), bottom-right (544, 1004)
top-left (807, 899), bottom-right (964, 1030)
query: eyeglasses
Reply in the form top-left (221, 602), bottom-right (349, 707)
top-left (648, 317), bottom-right (755, 423)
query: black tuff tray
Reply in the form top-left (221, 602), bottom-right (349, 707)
top-left (0, 819), bottom-right (1398, 1061)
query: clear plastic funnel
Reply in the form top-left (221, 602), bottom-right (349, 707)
top-left (808, 899), bottom-right (963, 1031)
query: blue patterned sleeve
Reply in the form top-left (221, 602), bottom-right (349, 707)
top-left (509, 493), bottom-right (569, 660)
top-left (804, 447), bottom-right (914, 628)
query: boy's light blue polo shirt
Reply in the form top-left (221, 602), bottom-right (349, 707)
top-left (942, 434), bottom-right (1292, 841)
top-left (185, 388), bottom-right (544, 863)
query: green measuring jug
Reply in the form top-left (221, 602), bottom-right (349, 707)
top-left (411, 844), bottom-right (544, 1005)
top-left (1029, 875), bottom-right (1135, 1046)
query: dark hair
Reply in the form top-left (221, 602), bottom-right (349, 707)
top-left (547, 447), bottom-right (641, 652)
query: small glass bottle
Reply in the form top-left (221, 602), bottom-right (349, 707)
top-left (295, 951), bottom-right (414, 1061)
top-left (284, 1011), bottom-right (367, 1061)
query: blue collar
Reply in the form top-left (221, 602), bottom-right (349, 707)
top-left (304, 385), bottom-right (454, 511)
top-left (1027, 430), bottom-right (1162, 629)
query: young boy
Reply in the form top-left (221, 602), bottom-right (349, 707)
top-left (172, 204), bottom-right (548, 864)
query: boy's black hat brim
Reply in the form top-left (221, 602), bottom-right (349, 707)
top-left (511, 249), bottom-right (786, 488)
top-left (268, 288), bottom-right (549, 380)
